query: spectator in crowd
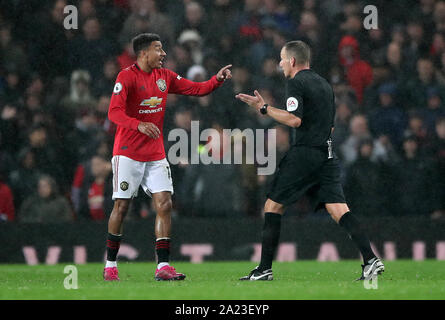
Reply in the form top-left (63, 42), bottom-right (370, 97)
top-left (0, 69), bottom-right (22, 105)
top-left (178, 29), bottom-right (204, 65)
top-left (405, 18), bottom-right (431, 68)
top-left (68, 17), bottom-right (115, 80)
top-left (0, 22), bottom-right (28, 77)
top-left (25, 125), bottom-right (66, 187)
top-left (339, 114), bottom-right (388, 166)
top-left (429, 116), bottom-right (445, 219)
top-left (344, 138), bottom-right (392, 216)
top-left (332, 100), bottom-right (353, 155)
top-left (0, 165), bottom-right (14, 222)
top-left (368, 82), bottom-right (407, 147)
top-left (180, 2), bottom-right (207, 39)
top-left (436, 51), bottom-right (445, 86)
top-left (93, 58), bottom-right (120, 97)
top-left (0, 102), bottom-right (21, 154)
top-left (402, 57), bottom-right (445, 110)
top-left (419, 86), bottom-right (445, 135)
top-left (60, 70), bottom-right (96, 129)
top-left (385, 41), bottom-right (408, 83)
top-left (337, 35), bottom-right (373, 105)
top-left (75, 155), bottom-right (113, 221)
top-left (8, 148), bottom-right (42, 208)
top-left (404, 112), bottom-right (430, 152)
top-left (18, 175), bottom-right (73, 223)
top-left (186, 122), bottom-right (243, 217)
top-left (119, 0), bottom-right (175, 49)
top-left (263, 0), bottom-right (295, 36)
top-left (392, 135), bottom-right (435, 216)
top-left (29, 0), bottom-right (70, 79)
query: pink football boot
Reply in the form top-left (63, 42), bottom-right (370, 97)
top-left (155, 265), bottom-right (186, 281)
top-left (103, 267), bottom-right (120, 281)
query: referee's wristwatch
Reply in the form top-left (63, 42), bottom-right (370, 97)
top-left (260, 103), bottom-right (269, 115)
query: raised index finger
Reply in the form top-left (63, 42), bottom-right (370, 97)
top-left (221, 64), bottom-right (232, 71)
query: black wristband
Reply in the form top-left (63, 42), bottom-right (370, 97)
top-left (260, 103), bottom-right (269, 115)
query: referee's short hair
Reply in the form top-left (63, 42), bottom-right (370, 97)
top-left (132, 33), bottom-right (161, 56)
top-left (284, 40), bottom-right (311, 65)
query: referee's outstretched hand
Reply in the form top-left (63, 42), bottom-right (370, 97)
top-left (235, 90), bottom-right (264, 110)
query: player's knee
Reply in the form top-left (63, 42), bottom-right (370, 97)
top-left (325, 203), bottom-right (349, 222)
top-left (264, 199), bottom-right (285, 214)
top-left (113, 199), bottom-right (130, 217)
top-left (155, 197), bottom-right (172, 213)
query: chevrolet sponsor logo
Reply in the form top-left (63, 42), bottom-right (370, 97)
top-left (140, 97), bottom-right (163, 107)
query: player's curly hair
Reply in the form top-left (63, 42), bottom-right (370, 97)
top-left (132, 33), bottom-right (161, 57)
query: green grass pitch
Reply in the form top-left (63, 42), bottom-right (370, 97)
top-left (1, 260), bottom-right (444, 300)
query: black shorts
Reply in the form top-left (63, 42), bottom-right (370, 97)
top-left (267, 145), bottom-right (346, 210)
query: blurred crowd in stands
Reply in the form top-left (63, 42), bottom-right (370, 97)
top-left (0, 0), bottom-right (444, 222)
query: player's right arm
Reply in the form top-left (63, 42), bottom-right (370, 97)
top-left (108, 72), bottom-right (160, 139)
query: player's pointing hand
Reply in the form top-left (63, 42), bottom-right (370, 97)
top-left (216, 64), bottom-right (232, 81)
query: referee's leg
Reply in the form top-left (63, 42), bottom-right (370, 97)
top-left (325, 202), bottom-right (377, 264)
top-left (257, 198), bottom-right (286, 272)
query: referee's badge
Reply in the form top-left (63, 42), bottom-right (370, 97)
top-left (287, 97), bottom-right (298, 112)
top-left (156, 79), bottom-right (167, 92)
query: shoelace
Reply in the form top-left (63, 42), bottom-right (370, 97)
top-left (165, 266), bottom-right (177, 273)
top-left (108, 268), bottom-right (118, 276)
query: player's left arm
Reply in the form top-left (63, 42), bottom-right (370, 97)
top-left (235, 90), bottom-right (302, 128)
top-left (168, 65), bottom-right (232, 96)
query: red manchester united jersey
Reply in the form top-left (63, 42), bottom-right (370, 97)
top-left (108, 63), bottom-right (223, 162)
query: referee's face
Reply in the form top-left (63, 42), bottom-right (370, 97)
top-left (279, 47), bottom-right (292, 78)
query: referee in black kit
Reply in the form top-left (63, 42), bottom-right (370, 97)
top-left (235, 40), bottom-right (384, 281)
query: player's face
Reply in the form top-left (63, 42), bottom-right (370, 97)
top-left (144, 41), bottom-right (166, 69)
top-left (279, 47), bottom-right (292, 78)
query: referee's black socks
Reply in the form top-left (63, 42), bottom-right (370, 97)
top-left (258, 212), bottom-right (282, 272)
top-left (338, 211), bottom-right (376, 263)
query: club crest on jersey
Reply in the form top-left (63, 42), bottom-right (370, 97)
top-left (156, 79), bottom-right (167, 92)
top-left (140, 97), bottom-right (163, 107)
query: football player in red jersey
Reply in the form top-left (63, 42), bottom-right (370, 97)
top-left (104, 33), bottom-right (232, 281)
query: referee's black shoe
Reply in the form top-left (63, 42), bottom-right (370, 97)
top-left (356, 257), bottom-right (385, 281)
top-left (240, 266), bottom-right (273, 281)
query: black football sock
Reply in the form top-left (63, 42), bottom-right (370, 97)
top-left (258, 212), bottom-right (282, 272)
top-left (338, 211), bottom-right (375, 263)
top-left (106, 233), bottom-right (122, 261)
top-left (156, 238), bottom-right (171, 264)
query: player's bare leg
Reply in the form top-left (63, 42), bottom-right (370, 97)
top-left (108, 198), bottom-right (130, 234)
top-left (152, 191), bottom-right (185, 281)
top-left (104, 198), bottom-right (130, 281)
top-left (153, 191), bottom-right (172, 239)
top-left (326, 202), bottom-right (384, 280)
top-left (241, 198), bottom-right (285, 280)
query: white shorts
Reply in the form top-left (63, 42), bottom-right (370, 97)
top-left (111, 156), bottom-right (173, 200)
